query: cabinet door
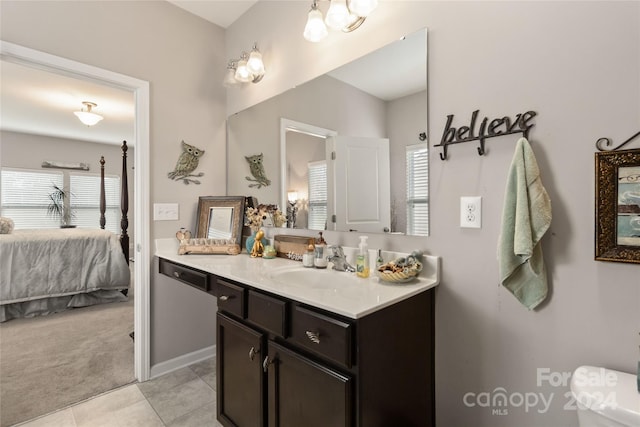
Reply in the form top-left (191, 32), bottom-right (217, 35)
top-left (217, 313), bottom-right (265, 427)
top-left (266, 341), bottom-right (352, 427)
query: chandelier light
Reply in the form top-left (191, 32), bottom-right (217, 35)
top-left (303, 0), bottom-right (377, 42)
top-left (74, 101), bottom-right (103, 126)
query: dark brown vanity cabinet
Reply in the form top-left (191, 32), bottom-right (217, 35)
top-left (215, 276), bottom-right (435, 427)
top-left (216, 314), bottom-right (265, 427)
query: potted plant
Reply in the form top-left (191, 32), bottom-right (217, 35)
top-left (48, 184), bottom-right (75, 228)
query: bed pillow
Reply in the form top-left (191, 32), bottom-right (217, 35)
top-left (0, 217), bottom-right (14, 234)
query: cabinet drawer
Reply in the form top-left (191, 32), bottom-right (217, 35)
top-left (290, 305), bottom-right (353, 368)
top-left (247, 290), bottom-right (287, 337)
top-left (159, 258), bottom-right (210, 292)
top-left (216, 279), bottom-right (246, 318)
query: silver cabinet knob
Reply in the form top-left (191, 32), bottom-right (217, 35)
top-left (249, 346), bottom-right (259, 361)
top-left (219, 295), bottom-right (229, 301)
top-left (305, 331), bottom-right (320, 344)
top-left (173, 271), bottom-right (180, 278)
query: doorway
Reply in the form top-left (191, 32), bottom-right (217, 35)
top-left (0, 41), bottom-right (150, 381)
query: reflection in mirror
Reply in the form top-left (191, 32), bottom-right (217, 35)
top-left (227, 28), bottom-right (428, 236)
top-left (207, 206), bottom-right (234, 239)
top-left (196, 196), bottom-right (245, 244)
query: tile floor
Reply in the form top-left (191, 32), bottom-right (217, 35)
top-left (15, 357), bottom-right (224, 427)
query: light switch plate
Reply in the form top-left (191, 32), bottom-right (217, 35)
top-left (154, 203), bottom-right (179, 221)
top-left (460, 197), bottom-right (481, 228)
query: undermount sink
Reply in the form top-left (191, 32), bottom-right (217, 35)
top-left (266, 265), bottom-right (363, 289)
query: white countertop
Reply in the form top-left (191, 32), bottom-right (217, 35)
top-left (155, 239), bottom-right (440, 319)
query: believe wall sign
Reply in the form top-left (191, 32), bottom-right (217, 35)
top-left (435, 110), bottom-right (537, 160)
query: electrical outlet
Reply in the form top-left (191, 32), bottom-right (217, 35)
top-left (154, 203), bottom-right (179, 221)
top-left (460, 197), bottom-right (481, 228)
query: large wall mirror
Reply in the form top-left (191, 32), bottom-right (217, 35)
top-left (227, 28), bottom-right (428, 236)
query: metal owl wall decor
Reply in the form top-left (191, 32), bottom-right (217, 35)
top-left (168, 140), bottom-right (205, 185)
top-left (245, 153), bottom-right (271, 188)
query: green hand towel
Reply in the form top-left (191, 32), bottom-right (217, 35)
top-left (498, 137), bottom-right (552, 310)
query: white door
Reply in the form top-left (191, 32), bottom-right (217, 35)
top-left (328, 136), bottom-right (391, 233)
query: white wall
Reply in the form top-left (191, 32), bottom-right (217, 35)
top-left (227, 2), bottom-right (640, 426)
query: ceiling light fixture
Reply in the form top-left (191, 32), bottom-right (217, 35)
top-left (224, 43), bottom-right (266, 88)
top-left (303, 0), bottom-right (377, 42)
top-left (74, 101), bottom-right (103, 126)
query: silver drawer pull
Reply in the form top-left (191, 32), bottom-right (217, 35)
top-left (219, 295), bottom-right (230, 301)
top-left (249, 346), bottom-right (259, 361)
top-left (173, 271), bottom-right (180, 278)
top-left (262, 356), bottom-right (273, 373)
top-left (305, 331), bottom-right (320, 344)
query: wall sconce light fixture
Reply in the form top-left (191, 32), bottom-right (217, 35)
top-left (303, 0), bottom-right (378, 42)
top-left (224, 43), bottom-right (266, 88)
top-left (74, 101), bottom-right (103, 126)
top-left (287, 190), bottom-right (299, 228)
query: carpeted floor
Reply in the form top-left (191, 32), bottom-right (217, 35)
top-left (0, 296), bottom-right (135, 427)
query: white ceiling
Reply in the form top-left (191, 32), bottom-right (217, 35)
top-left (0, 60), bottom-right (135, 145)
top-left (166, 0), bottom-right (259, 29)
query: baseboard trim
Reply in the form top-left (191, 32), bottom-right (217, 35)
top-left (149, 345), bottom-right (215, 379)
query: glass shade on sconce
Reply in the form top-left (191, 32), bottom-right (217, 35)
top-left (304, 2), bottom-right (328, 42)
top-left (74, 101), bottom-right (103, 126)
top-left (234, 53), bottom-right (252, 83)
top-left (348, 0), bottom-right (378, 17)
top-left (247, 45), bottom-right (265, 81)
top-left (325, 0), bottom-right (350, 31)
top-left (223, 61), bottom-right (240, 87)
top-left (287, 191), bottom-right (298, 203)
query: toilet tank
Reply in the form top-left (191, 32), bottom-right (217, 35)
top-left (570, 366), bottom-right (640, 427)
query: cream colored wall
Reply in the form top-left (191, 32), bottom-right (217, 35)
top-left (226, 2), bottom-right (640, 427)
top-left (0, 0), bottom-right (226, 367)
top-left (0, 0), bottom-right (227, 239)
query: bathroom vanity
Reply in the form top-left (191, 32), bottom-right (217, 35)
top-left (156, 243), bottom-right (440, 427)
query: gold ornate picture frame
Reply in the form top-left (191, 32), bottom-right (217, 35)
top-left (595, 148), bottom-right (640, 263)
top-left (195, 196), bottom-right (246, 245)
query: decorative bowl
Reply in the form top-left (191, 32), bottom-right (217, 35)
top-left (378, 267), bottom-right (421, 283)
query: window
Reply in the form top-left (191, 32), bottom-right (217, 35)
top-left (406, 143), bottom-right (429, 236)
top-left (307, 160), bottom-right (327, 231)
top-left (0, 168), bottom-right (121, 233)
top-left (1, 168), bottom-right (64, 229)
top-left (70, 173), bottom-right (121, 234)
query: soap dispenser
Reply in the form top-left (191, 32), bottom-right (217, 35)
top-left (356, 236), bottom-right (370, 278)
top-left (314, 232), bottom-right (328, 269)
top-left (303, 244), bottom-right (315, 268)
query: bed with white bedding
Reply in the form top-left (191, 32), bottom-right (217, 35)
top-left (0, 229), bottom-right (130, 322)
top-left (0, 142), bottom-right (132, 322)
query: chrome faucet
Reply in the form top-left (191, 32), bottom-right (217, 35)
top-left (328, 246), bottom-right (356, 272)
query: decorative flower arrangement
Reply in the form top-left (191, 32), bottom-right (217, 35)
top-left (245, 204), bottom-right (286, 231)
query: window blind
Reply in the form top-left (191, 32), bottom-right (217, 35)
top-left (307, 160), bottom-right (328, 231)
top-left (1, 168), bottom-right (64, 229)
top-left (406, 143), bottom-right (429, 236)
